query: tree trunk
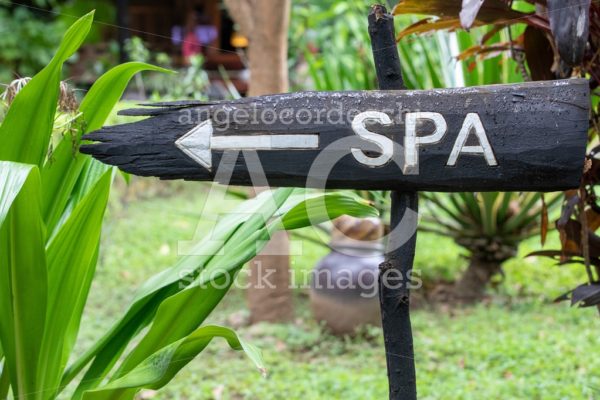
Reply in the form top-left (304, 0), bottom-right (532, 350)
top-left (245, 3), bottom-right (290, 96)
top-left (452, 255), bottom-right (503, 303)
top-left (224, 0), bottom-right (290, 96)
top-left (224, 0), bottom-right (293, 323)
top-left (247, 234), bottom-right (293, 324)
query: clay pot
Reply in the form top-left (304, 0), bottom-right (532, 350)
top-left (309, 216), bottom-right (384, 335)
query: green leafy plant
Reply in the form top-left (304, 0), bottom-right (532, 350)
top-left (0, 12), bottom-right (377, 399)
top-left (290, 1), bottom-right (377, 91)
top-left (0, 4), bottom-right (62, 84)
top-left (290, 0), bottom-right (466, 92)
top-left (422, 192), bottom-right (561, 301)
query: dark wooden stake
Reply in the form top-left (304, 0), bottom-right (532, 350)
top-left (369, 5), bottom-right (418, 400)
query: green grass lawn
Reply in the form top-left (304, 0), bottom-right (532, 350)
top-left (72, 179), bottom-right (600, 399)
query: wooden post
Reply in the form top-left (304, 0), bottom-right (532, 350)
top-left (368, 5), bottom-right (418, 400)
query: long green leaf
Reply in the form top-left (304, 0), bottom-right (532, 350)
top-left (83, 326), bottom-right (263, 400)
top-left (279, 191), bottom-right (378, 230)
top-left (80, 62), bottom-right (173, 133)
top-left (37, 171), bottom-right (112, 399)
top-left (0, 162), bottom-right (47, 399)
top-left (111, 189), bottom-right (375, 381)
top-left (480, 192), bottom-right (498, 236)
top-left (68, 188), bottom-right (375, 396)
top-left (0, 12), bottom-right (94, 166)
top-left (113, 225), bottom-right (274, 383)
top-left (65, 189), bottom-right (293, 396)
top-left (503, 193), bottom-right (542, 233)
top-left (42, 133), bottom-right (86, 235)
top-left (109, 189), bottom-right (294, 380)
top-left (43, 62), bottom-right (171, 235)
top-left (420, 193), bottom-right (470, 230)
top-left (496, 192), bottom-right (513, 223)
top-left (458, 192), bottom-right (482, 224)
top-left (418, 37), bottom-right (444, 88)
top-left (0, 365), bottom-right (9, 400)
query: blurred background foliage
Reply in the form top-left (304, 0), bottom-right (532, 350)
top-left (1, 0), bottom-right (599, 398)
top-left (0, 0), bottom-right (594, 323)
top-left (0, 3), bottom-right (63, 83)
top-left (0, 0), bottom-right (117, 83)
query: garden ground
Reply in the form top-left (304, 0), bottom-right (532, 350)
top-left (71, 179), bottom-right (600, 400)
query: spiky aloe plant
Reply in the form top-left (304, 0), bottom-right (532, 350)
top-left (421, 192), bottom-right (561, 301)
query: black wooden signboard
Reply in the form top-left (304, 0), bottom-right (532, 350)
top-left (82, 80), bottom-right (588, 192)
top-left (80, 5), bottom-right (589, 400)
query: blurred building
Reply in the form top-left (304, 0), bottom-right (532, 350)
top-left (115, 0), bottom-right (248, 94)
top-left (64, 0), bottom-right (248, 95)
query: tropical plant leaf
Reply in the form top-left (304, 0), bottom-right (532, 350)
top-left (459, 0), bottom-right (486, 30)
top-left (62, 194), bottom-right (268, 392)
top-left (502, 193), bottom-right (542, 233)
top-left (586, 207), bottom-right (600, 231)
top-left (0, 11), bottom-right (94, 166)
top-left (393, 0), bottom-right (550, 45)
top-left (526, 249), bottom-right (568, 258)
top-left (393, 0), bottom-right (526, 29)
top-left (541, 194), bottom-right (549, 246)
top-left (558, 193), bottom-right (579, 227)
top-left (82, 326), bottom-right (264, 400)
top-left (555, 219), bottom-right (600, 260)
top-left (571, 282), bottom-right (600, 307)
top-left (80, 62), bottom-right (173, 134)
top-left (418, 36), bottom-right (445, 87)
top-left (480, 192), bottom-right (498, 236)
top-left (0, 362), bottom-right (8, 400)
top-left (37, 170), bottom-right (112, 398)
top-left (279, 191), bottom-right (378, 230)
top-left (396, 17), bottom-right (469, 40)
top-left (554, 283), bottom-right (600, 307)
top-left (111, 228), bottom-right (272, 380)
top-left (112, 189), bottom-right (377, 380)
top-left (457, 43), bottom-right (515, 61)
top-left (0, 162), bottom-right (47, 400)
top-left (43, 62), bottom-right (171, 235)
top-left (42, 132), bottom-right (86, 235)
top-left (66, 188), bottom-right (377, 396)
top-left (0, 13), bottom-right (175, 400)
top-left (480, 24), bottom-right (507, 44)
top-left (524, 25), bottom-right (556, 80)
top-left (525, 250), bottom-right (600, 267)
top-left (547, 0), bottom-right (590, 66)
top-left (108, 188), bottom-right (297, 378)
top-left (65, 189), bottom-right (294, 396)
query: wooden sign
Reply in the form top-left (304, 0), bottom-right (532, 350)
top-left (81, 79), bottom-right (589, 192)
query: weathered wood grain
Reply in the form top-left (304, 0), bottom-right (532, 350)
top-left (81, 79), bottom-right (589, 192)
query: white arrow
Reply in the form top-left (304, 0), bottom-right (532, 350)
top-left (175, 119), bottom-right (320, 170)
